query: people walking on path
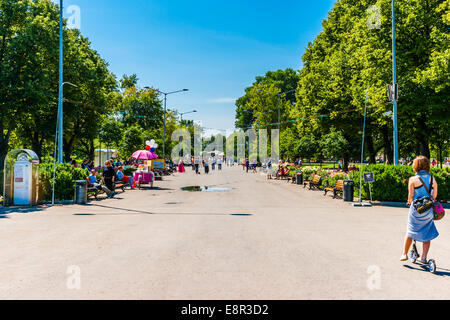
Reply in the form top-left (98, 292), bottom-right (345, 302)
top-left (203, 159), bottom-right (209, 174)
top-left (178, 159), bottom-right (185, 173)
top-left (217, 157), bottom-right (222, 170)
top-left (400, 156), bottom-right (439, 263)
top-left (250, 160), bottom-right (257, 173)
top-left (211, 157), bottom-right (216, 170)
top-left (194, 157), bottom-right (200, 174)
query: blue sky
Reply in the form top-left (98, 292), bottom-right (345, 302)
top-left (60, 0), bottom-right (336, 134)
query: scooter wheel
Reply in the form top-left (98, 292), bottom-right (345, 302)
top-left (408, 250), bottom-right (418, 263)
top-left (428, 259), bottom-right (436, 274)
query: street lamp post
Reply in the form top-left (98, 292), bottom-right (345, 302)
top-left (156, 89), bottom-right (189, 159)
top-left (392, 0), bottom-right (399, 165)
top-left (57, 0), bottom-right (64, 164)
top-left (180, 110), bottom-right (197, 122)
top-left (53, 81), bottom-right (78, 205)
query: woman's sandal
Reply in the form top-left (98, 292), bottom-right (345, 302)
top-left (419, 258), bottom-right (427, 264)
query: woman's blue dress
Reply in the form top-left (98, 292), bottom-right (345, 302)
top-left (407, 170), bottom-right (439, 242)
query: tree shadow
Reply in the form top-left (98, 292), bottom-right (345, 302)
top-left (78, 203), bottom-right (252, 217)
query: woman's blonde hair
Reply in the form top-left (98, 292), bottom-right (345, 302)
top-left (412, 156), bottom-right (430, 173)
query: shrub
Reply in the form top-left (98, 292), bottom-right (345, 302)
top-left (351, 165), bottom-right (449, 202)
top-left (0, 169), bottom-right (3, 196)
top-left (123, 167), bottom-right (136, 176)
top-left (300, 164), bottom-right (449, 202)
top-left (39, 162), bottom-right (89, 201)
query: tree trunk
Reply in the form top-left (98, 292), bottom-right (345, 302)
top-left (366, 134), bottom-right (376, 164)
top-left (416, 114), bottom-right (431, 159)
top-left (64, 135), bottom-right (76, 163)
top-left (381, 126), bottom-right (393, 164)
top-left (0, 123), bottom-right (13, 170)
top-left (343, 154), bottom-right (350, 172)
top-left (31, 132), bottom-right (43, 159)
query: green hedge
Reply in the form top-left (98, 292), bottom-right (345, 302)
top-left (39, 162), bottom-right (89, 201)
top-left (300, 165), bottom-right (449, 202)
top-left (0, 169), bottom-right (3, 196)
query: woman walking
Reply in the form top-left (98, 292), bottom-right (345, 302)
top-left (203, 159), bottom-right (209, 174)
top-left (178, 159), bottom-right (185, 173)
top-left (400, 156), bottom-right (439, 263)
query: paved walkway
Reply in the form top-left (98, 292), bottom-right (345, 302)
top-left (1, 166), bottom-right (449, 299)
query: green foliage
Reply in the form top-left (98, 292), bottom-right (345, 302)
top-left (235, 0), bottom-right (449, 164)
top-left (0, 0), bottom-right (117, 164)
top-left (99, 119), bottom-right (124, 148)
top-left (122, 167), bottom-right (135, 176)
top-left (119, 86), bottom-right (163, 130)
top-left (0, 169), bottom-right (4, 195)
top-left (235, 68), bottom-right (299, 131)
top-left (321, 130), bottom-right (350, 160)
top-left (39, 162), bottom-right (89, 201)
top-left (119, 126), bottom-right (144, 159)
top-left (302, 164), bottom-right (449, 202)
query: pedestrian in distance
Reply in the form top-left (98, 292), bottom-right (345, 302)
top-left (204, 158), bottom-right (209, 174)
top-left (194, 157), bottom-right (200, 174)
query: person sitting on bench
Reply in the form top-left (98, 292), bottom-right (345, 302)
top-left (117, 166), bottom-right (135, 189)
top-left (277, 165), bottom-right (289, 179)
top-left (87, 170), bottom-right (114, 198)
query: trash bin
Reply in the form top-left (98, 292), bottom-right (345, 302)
top-left (296, 172), bottom-right (303, 185)
top-left (74, 180), bottom-right (87, 204)
top-left (343, 179), bottom-right (354, 202)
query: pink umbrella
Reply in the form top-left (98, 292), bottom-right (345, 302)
top-left (131, 150), bottom-right (159, 160)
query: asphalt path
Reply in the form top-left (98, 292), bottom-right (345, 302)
top-left (0, 165), bottom-right (449, 299)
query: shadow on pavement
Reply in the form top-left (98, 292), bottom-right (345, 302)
top-left (403, 264), bottom-right (450, 277)
top-left (75, 203), bottom-right (252, 217)
top-left (0, 206), bottom-right (46, 219)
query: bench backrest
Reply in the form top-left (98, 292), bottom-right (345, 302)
top-left (335, 180), bottom-right (344, 189)
top-left (312, 175), bottom-right (321, 183)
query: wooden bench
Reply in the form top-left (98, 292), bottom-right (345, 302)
top-left (287, 173), bottom-right (297, 183)
top-left (303, 175), bottom-right (321, 190)
top-left (87, 186), bottom-right (103, 200)
top-left (324, 180), bottom-right (344, 199)
top-left (87, 181), bottom-right (128, 200)
top-left (114, 181), bottom-right (128, 192)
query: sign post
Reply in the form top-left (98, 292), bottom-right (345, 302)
top-left (363, 172), bottom-right (375, 204)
